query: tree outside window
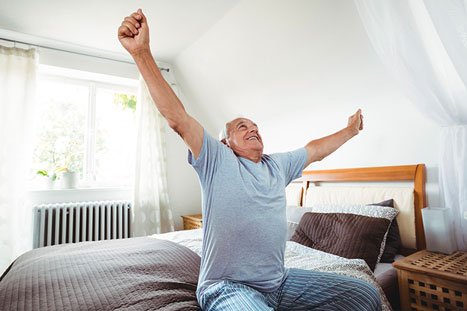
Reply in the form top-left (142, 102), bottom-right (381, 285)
top-left (32, 75), bottom-right (138, 189)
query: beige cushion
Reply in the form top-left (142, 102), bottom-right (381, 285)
top-left (304, 187), bottom-right (416, 249)
top-left (285, 183), bottom-right (303, 206)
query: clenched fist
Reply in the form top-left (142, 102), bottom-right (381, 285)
top-left (118, 9), bottom-right (150, 56)
top-left (347, 109), bottom-right (364, 136)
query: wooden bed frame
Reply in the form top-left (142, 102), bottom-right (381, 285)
top-left (298, 164), bottom-right (427, 250)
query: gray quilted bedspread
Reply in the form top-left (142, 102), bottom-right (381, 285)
top-left (0, 238), bottom-right (201, 311)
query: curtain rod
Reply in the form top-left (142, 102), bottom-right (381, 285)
top-left (0, 29), bottom-right (169, 72)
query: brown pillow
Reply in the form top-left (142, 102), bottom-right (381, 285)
top-left (370, 199), bottom-right (401, 263)
top-left (290, 212), bottom-right (390, 271)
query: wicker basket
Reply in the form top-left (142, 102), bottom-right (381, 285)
top-left (393, 250), bottom-right (467, 311)
top-left (181, 214), bottom-right (202, 230)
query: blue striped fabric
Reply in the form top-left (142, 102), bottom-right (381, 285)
top-left (199, 268), bottom-right (382, 311)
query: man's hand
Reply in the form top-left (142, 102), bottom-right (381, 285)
top-left (118, 9), bottom-right (150, 56)
top-left (304, 108), bottom-right (364, 167)
top-left (347, 109), bottom-right (364, 136)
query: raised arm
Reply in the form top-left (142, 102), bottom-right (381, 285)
top-left (304, 109), bottom-right (363, 167)
top-left (118, 9), bottom-right (203, 159)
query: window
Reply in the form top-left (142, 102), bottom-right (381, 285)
top-left (31, 65), bottom-right (138, 189)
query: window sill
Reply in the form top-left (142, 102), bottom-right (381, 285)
top-left (29, 186), bottom-right (131, 193)
top-left (28, 187), bottom-right (133, 205)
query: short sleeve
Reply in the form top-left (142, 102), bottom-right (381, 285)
top-left (270, 148), bottom-right (307, 185)
top-left (188, 128), bottom-right (226, 185)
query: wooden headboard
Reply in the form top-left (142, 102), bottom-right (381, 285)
top-left (298, 164), bottom-right (427, 250)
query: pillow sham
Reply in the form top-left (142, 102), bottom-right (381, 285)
top-left (370, 199), bottom-right (401, 263)
top-left (290, 212), bottom-right (390, 271)
top-left (307, 203), bottom-right (398, 265)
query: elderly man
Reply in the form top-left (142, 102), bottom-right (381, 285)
top-left (118, 9), bottom-right (381, 311)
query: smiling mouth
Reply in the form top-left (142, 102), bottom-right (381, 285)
top-left (247, 137), bottom-right (259, 141)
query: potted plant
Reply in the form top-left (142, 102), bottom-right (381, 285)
top-left (36, 169), bottom-right (57, 190)
top-left (56, 156), bottom-right (79, 189)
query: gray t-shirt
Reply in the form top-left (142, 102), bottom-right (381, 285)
top-left (188, 129), bottom-right (307, 300)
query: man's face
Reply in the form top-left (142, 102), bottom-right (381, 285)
top-left (223, 118), bottom-right (264, 156)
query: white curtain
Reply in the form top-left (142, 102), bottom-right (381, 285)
top-left (132, 74), bottom-right (174, 236)
top-left (0, 46), bottom-right (38, 273)
top-left (354, 0), bottom-right (467, 250)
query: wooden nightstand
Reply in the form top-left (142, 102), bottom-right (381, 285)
top-left (393, 250), bottom-right (467, 311)
top-left (181, 214), bottom-right (202, 230)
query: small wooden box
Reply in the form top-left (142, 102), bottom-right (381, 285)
top-left (393, 250), bottom-right (467, 311)
top-left (181, 214), bottom-right (202, 230)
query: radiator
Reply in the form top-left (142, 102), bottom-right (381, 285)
top-left (33, 200), bottom-right (132, 248)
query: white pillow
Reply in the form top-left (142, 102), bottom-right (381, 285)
top-left (309, 203), bottom-right (399, 265)
top-left (286, 206), bottom-right (313, 240)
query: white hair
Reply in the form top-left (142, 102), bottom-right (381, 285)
top-left (218, 115), bottom-right (253, 141)
top-left (218, 123), bottom-right (229, 141)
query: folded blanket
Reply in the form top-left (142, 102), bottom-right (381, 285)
top-left (0, 237), bottom-right (201, 311)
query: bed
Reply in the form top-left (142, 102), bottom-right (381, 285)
top-left (284, 164), bottom-right (426, 311)
top-left (0, 164), bottom-right (427, 311)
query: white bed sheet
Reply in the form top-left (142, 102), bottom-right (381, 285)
top-left (152, 229), bottom-right (392, 311)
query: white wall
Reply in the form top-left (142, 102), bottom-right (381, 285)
top-left (173, 0), bottom-right (441, 206)
top-left (39, 46), bottom-right (140, 80)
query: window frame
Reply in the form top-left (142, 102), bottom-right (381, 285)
top-left (35, 65), bottom-right (139, 189)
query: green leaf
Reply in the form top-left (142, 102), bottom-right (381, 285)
top-left (113, 93), bottom-right (137, 111)
top-left (36, 170), bottom-right (49, 177)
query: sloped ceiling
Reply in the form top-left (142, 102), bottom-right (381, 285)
top-left (171, 0), bottom-right (440, 168)
top-left (0, 0), bottom-right (239, 62)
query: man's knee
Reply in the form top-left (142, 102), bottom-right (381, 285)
top-left (349, 279), bottom-right (382, 311)
top-left (316, 277), bottom-right (381, 311)
top-left (199, 281), bottom-right (273, 311)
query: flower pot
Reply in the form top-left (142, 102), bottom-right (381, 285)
top-left (42, 177), bottom-right (55, 190)
top-left (60, 171), bottom-right (79, 189)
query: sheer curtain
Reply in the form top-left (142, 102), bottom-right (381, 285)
top-left (132, 72), bottom-right (175, 236)
top-left (354, 0), bottom-right (467, 250)
top-left (0, 46), bottom-right (38, 273)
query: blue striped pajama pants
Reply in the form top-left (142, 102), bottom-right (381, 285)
top-left (198, 268), bottom-right (382, 311)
